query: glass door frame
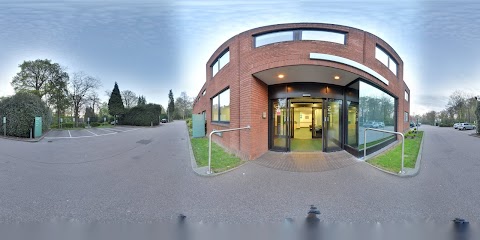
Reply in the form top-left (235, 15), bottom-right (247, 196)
top-left (324, 98), bottom-right (344, 152)
top-left (269, 99), bottom-right (290, 151)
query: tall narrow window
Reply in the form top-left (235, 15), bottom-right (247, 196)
top-left (404, 112), bottom-right (409, 122)
top-left (405, 91), bottom-right (409, 101)
top-left (211, 88), bottom-right (230, 123)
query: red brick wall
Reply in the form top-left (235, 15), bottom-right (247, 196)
top-left (193, 23), bottom-right (410, 160)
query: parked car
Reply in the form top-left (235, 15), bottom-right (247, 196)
top-left (364, 121), bottom-right (380, 128)
top-left (453, 123), bottom-right (462, 129)
top-left (161, 118), bottom-right (167, 123)
top-left (458, 123), bottom-right (475, 130)
top-left (378, 122), bottom-right (385, 128)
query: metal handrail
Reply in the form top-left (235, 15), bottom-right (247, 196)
top-left (207, 125), bottom-right (251, 174)
top-left (363, 128), bottom-right (405, 174)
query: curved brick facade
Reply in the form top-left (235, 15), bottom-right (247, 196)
top-left (193, 23), bottom-right (410, 160)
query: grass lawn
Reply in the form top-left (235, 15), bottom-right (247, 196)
top-left (367, 131), bottom-right (423, 173)
top-left (190, 137), bottom-right (243, 173)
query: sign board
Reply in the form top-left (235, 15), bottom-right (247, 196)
top-left (87, 117), bottom-right (90, 122)
top-left (2, 117), bottom-right (5, 124)
top-left (60, 118), bottom-right (63, 123)
top-left (34, 117), bottom-right (42, 138)
top-left (104, 117), bottom-right (107, 122)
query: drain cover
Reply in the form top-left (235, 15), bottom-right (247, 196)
top-left (136, 139), bottom-right (152, 145)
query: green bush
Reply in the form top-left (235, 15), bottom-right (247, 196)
top-left (90, 122), bottom-right (100, 127)
top-left (0, 92), bottom-right (52, 137)
top-left (121, 104), bottom-right (162, 126)
top-left (62, 122), bottom-right (74, 128)
top-left (186, 118), bottom-right (192, 136)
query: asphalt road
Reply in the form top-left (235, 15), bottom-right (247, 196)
top-left (0, 122), bottom-right (479, 223)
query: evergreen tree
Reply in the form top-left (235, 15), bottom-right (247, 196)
top-left (137, 95), bottom-right (147, 105)
top-left (167, 90), bottom-right (175, 122)
top-left (108, 82), bottom-right (124, 124)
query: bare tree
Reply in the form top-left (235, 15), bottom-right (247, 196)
top-left (88, 92), bottom-right (100, 114)
top-left (121, 90), bottom-right (137, 109)
top-left (70, 72), bottom-right (101, 126)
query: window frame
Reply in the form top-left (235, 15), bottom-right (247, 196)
top-left (404, 111), bottom-right (409, 122)
top-left (211, 49), bottom-right (230, 77)
top-left (375, 45), bottom-right (398, 76)
top-left (211, 87), bottom-right (230, 124)
top-left (405, 90), bottom-right (409, 102)
top-left (254, 29), bottom-right (347, 48)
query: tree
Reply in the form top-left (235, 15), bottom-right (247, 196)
top-left (11, 59), bottom-right (68, 98)
top-left (167, 90), bottom-right (175, 122)
top-left (88, 92), bottom-right (100, 114)
top-left (46, 72), bottom-right (70, 126)
top-left (121, 90), bottom-right (137, 109)
top-left (423, 111), bottom-right (436, 125)
top-left (137, 95), bottom-right (147, 105)
top-left (174, 91), bottom-right (193, 120)
top-left (84, 106), bottom-right (96, 123)
top-left (98, 102), bottom-right (110, 121)
top-left (70, 72), bottom-right (101, 127)
top-left (108, 82), bottom-right (124, 124)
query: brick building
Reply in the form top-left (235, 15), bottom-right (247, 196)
top-left (193, 23), bottom-right (410, 160)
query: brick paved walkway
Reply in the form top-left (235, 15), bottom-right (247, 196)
top-left (253, 150), bottom-right (359, 172)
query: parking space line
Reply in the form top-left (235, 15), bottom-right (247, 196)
top-left (85, 129), bottom-right (98, 136)
top-left (68, 130), bottom-right (72, 138)
top-left (96, 128), bottom-right (116, 133)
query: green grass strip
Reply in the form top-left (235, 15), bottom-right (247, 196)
top-left (367, 131), bottom-right (423, 173)
top-left (190, 137), bottom-right (243, 173)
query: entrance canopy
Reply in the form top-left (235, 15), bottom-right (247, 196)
top-left (253, 65), bottom-right (361, 86)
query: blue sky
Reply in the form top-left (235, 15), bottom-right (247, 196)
top-left (0, 0), bottom-right (479, 114)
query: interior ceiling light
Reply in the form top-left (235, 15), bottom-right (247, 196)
top-left (278, 74), bottom-right (285, 79)
top-left (334, 75), bottom-right (340, 80)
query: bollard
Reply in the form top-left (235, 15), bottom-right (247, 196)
top-left (30, 128), bottom-right (32, 139)
top-left (151, 121), bottom-right (153, 127)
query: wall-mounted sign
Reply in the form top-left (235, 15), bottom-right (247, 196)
top-left (302, 94), bottom-right (311, 97)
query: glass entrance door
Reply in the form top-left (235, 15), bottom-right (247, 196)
top-left (325, 99), bottom-right (343, 152)
top-left (271, 99), bottom-right (288, 151)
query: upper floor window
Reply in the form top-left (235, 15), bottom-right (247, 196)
top-left (404, 112), bottom-right (409, 122)
top-left (212, 49), bottom-right (230, 77)
top-left (301, 30), bottom-right (345, 44)
top-left (405, 91), bottom-right (409, 101)
top-left (375, 46), bottom-right (398, 76)
top-left (255, 31), bottom-right (294, 47)
top-left (254, 29), bottom-right (346, 48)
top-left (202, 90), bottom-right (206, 96)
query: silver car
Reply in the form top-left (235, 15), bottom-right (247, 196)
top-left (453, 123), bottom-right (462, 129)
top-left (458, 123), bottom-right (475, 130)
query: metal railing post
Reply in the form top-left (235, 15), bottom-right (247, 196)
top-left (363, 128), bottom-right (406, 174)
top-left (207, 125), bottom-right (251, 174)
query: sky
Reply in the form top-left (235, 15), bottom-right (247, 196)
top-left (0, 0), bottom-right (479, 115)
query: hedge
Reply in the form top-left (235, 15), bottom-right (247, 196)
top-left (0, 92), bottom-right (52, 137)
top-left (121, 104), bottom-right (162, 126)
